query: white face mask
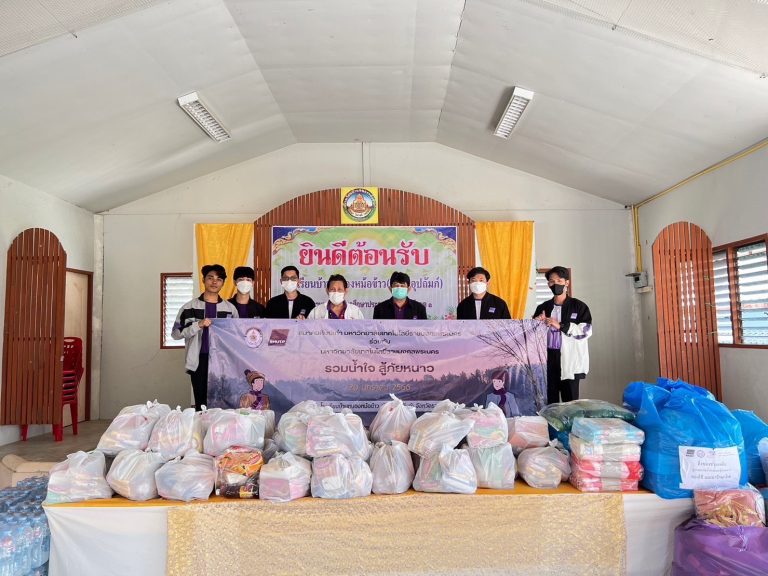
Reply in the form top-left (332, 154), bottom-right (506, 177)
top-left (236, 280), bottom-right (253, 295)
top-left (469, 281), bottom-right (487, 295)
top-left (281, 280), bottom-right (298, 293)
top-left (328, 292), bottom-right (345, 305)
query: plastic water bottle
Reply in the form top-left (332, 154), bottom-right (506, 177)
top-left (9, 517), bottom-right (31, 576)
top-left (0, 523), bottom-right (15, 576)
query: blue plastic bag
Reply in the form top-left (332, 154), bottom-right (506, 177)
top-left (732, 410), bottom-right (768, 486)
top-left (623, 379), bottom-right (746, 499)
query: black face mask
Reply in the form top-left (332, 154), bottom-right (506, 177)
top-left (550, 284), bottom-right (566, 296)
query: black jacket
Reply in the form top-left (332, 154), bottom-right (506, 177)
top-left (456, 293), bottom-right (511, 320)
top-left (533, 296), bottom-right (592, 336)
top-left (265, 292), bottom-right (316, 319)
top-left (372, 298), bottom-right (428, 320)
top-left (227, 297), bottom-right (266, 318)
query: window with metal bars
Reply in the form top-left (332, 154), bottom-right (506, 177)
top-left (161, 273), bottom-right (194, 348)
top-left (534, 268), bottom-right (573, 307)
top-left (713, 235), bottom-right (768, 346)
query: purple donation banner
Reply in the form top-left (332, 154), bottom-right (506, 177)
top-left (207, 319), bottom-right (548, 422)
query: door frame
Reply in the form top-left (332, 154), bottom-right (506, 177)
top-left (66, 268), bottom-right (93, 421)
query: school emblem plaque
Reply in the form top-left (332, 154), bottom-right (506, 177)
top-left (341, 187), bottom-right (378, 224)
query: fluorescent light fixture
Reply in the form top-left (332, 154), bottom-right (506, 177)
top-left (493, 87), bottom-right (534, 138)
top-left (177, 92), bottom-right (230, 142)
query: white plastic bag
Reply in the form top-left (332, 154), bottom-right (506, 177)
top-left (203, 409), bottom-right (266, 456)
top-left (466, 443), bottom-right (516, 489)
top-left (370, 441), bottom-right (415, 495)
top-left (148, 407), bottom-right (201, 461)
top-left (155, 452), bottom-right (215, 502)
top-left (45, 451), bottom-right (113, 503)
top-left (198, 406), bottom-right (223, 437)
top-left (106, 449), bottom-right (166, 501)
top-left (96, 401), bottom-right (171, 456)
top-left (259, 453), bottom-right (312, 503)
top-left (311, 454), bottom-right (372, 499)
top-left (276, 401), bottom-right (334, 456)
top-left (306, 411), bottom-right (372, 460)
top-left (463, 403), bottom-right (508, 449)
top-left (413, 446), bottom-right (477, 494)
top-left (408, 411), bottom-right (474, 458)
top-left (507, 416), bottom-right (550, 455)
top-left (517, 446), bottom-right (570, 489)
top-left (369, 394), bottom-right (417, 444)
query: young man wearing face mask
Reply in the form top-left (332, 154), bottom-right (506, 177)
top-left (456, 267), bottom-right (512, 320)
top-left (265, 265), bottom-right (316, 319)
top-left (172, 264), bottom-right (238, 411)
top-left (227, 266), bottom-right (266, 318)
top-left (533, 266), bottom-right (592, 405)
top-left (372, 271), bottom-right (428, 319)
top-left (307, 274), bottom-right (365, 319)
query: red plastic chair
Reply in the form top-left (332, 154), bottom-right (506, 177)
top-left (53, 337), bottom-right (84, 441)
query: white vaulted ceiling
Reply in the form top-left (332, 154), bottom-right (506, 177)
top-left (0, 0), bottom-right (767, 211)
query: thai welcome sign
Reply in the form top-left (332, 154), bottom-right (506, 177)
top-left (207, 319), bottom-right (549, 422)
top-left (271, 226), bottom-right (458, 319)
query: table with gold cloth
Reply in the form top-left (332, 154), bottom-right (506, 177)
top-left (44, 484), bottom-right (693, 576)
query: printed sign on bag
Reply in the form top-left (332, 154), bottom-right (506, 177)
top-left (678, 445), bottom-right (741, 490)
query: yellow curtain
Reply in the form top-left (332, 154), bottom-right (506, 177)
top-left (475, 221), bottom-right (534, 319)
top-left (195, 224), bottom-right (253, 300)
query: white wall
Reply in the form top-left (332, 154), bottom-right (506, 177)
top-left (101, 142), bottom-right (637, 416)
top-left (0, 174), bottom-right (95, 445)
top-left (637, 143), bottom-right (768, 419)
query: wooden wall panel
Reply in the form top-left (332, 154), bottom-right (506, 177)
top-left (653, 222), bottom-right (722, 398)
top-left (1, 228), bottom-right (66, 425)
top-left (253, 188), bottom-right (475, 307)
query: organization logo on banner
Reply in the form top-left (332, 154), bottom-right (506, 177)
top-left (268, 329), bottom-right (290, 346)
top-left (341, 187), bottom-right (378, 224)
top-left (244, 327), bottom-right (263, 348)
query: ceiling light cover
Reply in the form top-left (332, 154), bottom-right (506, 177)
top-left (177, 92), bottom-right (230, 142)
top-left (494, 87), bottom-right (534, 138)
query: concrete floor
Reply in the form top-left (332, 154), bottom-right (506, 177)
top-left (0, 420), bottom-right (110, 462)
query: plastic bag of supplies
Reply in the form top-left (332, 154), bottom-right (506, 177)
top-left (694, 485), bottom-right (765, 528)
top-left (539, 399), bottom-right (635, 433)
top-left (148, 407), bottom-right (202, 460)
top-left (465, 443), bottom-right (516, 489)
top-left (413, 446), bottom-right (477, 494)
top-left (408, 411), bottom-right (475, 458)
top-left (215, 447), bottom-right (264, 499)
top-left (203, 409), bottom-right (266, 456)
top-left (463, 403), bottom-right (508, 449)
top-left (507, 416), bottom-right (549, 455)
top-left (569, 434), bottom-right (641, 462)
top-left (370, 441), bottom-right (415, 495)
top-left (106, 449), bottom-right (166, 501)
top-left (311, 454), bottom-right (372, 499)
top-left (259, 453), bottom-right (312, 503)
top-left (369, 394), bottom-right (417, 444)
top-left (155, 452), bottom-right (215, 502)
top-left (96, 401), bottom-right (171, 456)
top-left (276, 401), bottom-right (334, 456)
top-left (306, 411), bottom-right (372, 460)
top-left (732, 410), bottom-right (768, 486)
top-left (570, 417), bottom-right (645, 445)
top-left (517, 446), bottom-right (570, 489)
top-left (45, 451), bottom-right (113, 503)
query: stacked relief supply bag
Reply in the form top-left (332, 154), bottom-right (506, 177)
top-left (259, 453), bottom-right (312, 503)
top-left (623, 378), bottom-right (747, 499)
top-left (155, 452), bottom-right (216, 502)
top-left (507, 416), bottom-right (549, 456)
top-left (148, 407), bottom-right (202, 461)
top-left (46, 451), bottom-right (113, 503)
top-left (96, 401), bottom-right (171, 456)
top-left (275, 401), bottom-right (334, 457)
top-left (106, 449), bottom-right (166, 501)
top-left (408, 410), bottom-right (474, 458)
top-left (311, 454), bottom-right (372, 499)
top-left (517, 446), bottom-right (570, 489)
top-left (215, 447), bottom-right (264, 498)
top-left (370, 441), bottom-right (414, 495)
top-left (731, 410), bottom-right (768, 486)
top-left (461, 404), bottom-right (515, 489)
top-left (369, 394), bottom-right (417, 444)
top-left (203, 409), bottom-right (267, 456)
top-left (412, 445), bottom-right (477, 494)
top-left (305, 410), bottom-right (372, 461)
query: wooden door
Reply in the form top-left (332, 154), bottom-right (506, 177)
top-left (652, 222), bottom-right (722, 398)
top-left (1, 229), bottom-right (67, 426)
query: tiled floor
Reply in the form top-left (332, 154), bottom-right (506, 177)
top-left (0, 420), bottom-right (110, 462)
